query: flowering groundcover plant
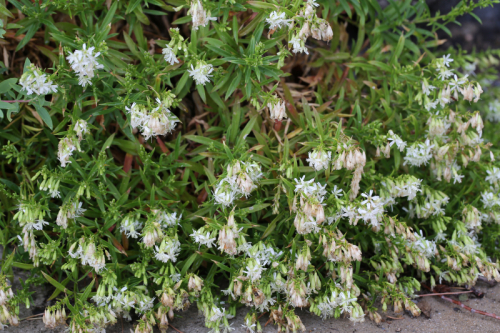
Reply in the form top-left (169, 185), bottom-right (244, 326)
top-left (1, 0), bottom-right (500, 332)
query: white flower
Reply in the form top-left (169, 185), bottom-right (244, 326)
top-left (486, 167), bottom-right (500, 185)
top-left (421, 80), bottom-right (436, 96)
top-left (190, 228), bottom-right (216, 248)
top-left (125, 102), bottom-right (147, 129)
top-left (244, 260), bottom-right (265, 282)
top-left (306, 149), bottom-right (331, 171)
top-left (188, 62), bottom-right (213, 85)
top-left (162, 45), bottom-right (179, 65)
top-left (209, 307), bottom-right (226, 322)
top-left (358, 192), bottom-right (384, 229)
top-left (140, 98), bottom-right (180, 139)
top-left (213, 180), bottom-right (237, 206)
top-left (288, 35), bottom-right (308, 54)
top-left (332, 185), bottom-right (343, 198)
top-left (481, 191), bottom-right (500, 208)
top-left (387, 130), bottom-right (407, 152)
top-left (66, 43), bottom-right (104, 87)
top-left (74, 119), bottom-right (89, 141)
top-left (449, 74), bottom-right (468, 92)
top-left (437, 68), bottom-right (454, 81)
top-left (24, 219), bottom-right (48, 231)
top-left (58, 137), bottom-right (78, 167)
top-left (154, 238), bottom-right (181, 263)
top-left (266, 11), bottom-right (291, 30)
top-left (403, 139), bottom-right (434, 167)
top-left (170, 273), bottom-right (181, 282)
top-left (19, 65), bottom-right (58, 96)
top-left (120, 216), bottom-right (143, 238)
top-left (68, 202), bottom-right (86, 218)
top-left (424, 100), bottom-right (438, 111)
top-left (409, 230), bottom-right (436, 258)
top-left (442, 54), bottom-right (453, 67)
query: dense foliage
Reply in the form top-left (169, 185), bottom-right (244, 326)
top-left (1, 0), bottom-right (500, 332)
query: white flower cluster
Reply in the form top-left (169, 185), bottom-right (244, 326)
top-left (120, 215), bottom-right (143, 238)
top-left (387, 130), bottom-right (407, 152)
top-left (218, 211), bottom-right (241, 255)
top-left (307, 148), bottom-right (332, 171)
top-left (188, 0), bottom-right (216, 30)
top-left (292, 176), bottom-right (327, 234)
top-left (404, 190), bottom-right (449, 220)
top-left (481, 191), bottom-right (500, 208)
top-left (266, 11), bottom-right (292, 30)
top-left (420, 54), bottom-right (483, 111)
top-left (57, 137), bottom-right (79, 168)
top-left (285, 2), bottom-right (333, 54)
top-left (244, 259), bottom-right (266, 282)
top-left (56, 201), bottom-right (86, 229)
top-left (314, 290), bottom-right (364, 323)
top-left (246, 243), bottom-right (283, 266)
top-left (162, 45), bottom-right (179, 66)
top-left (403, 139), bottom-right (434, 167)
top-left (19, 64), bottom-right (58, 96)
top-left (188, 60), bottom-right (214, 86)
top-left (154, 237), bottom-right (181, 263)
top-left (0, 282), bottom-right (19, 327)
top-left (213, 161), bottom-right (263, 206)
top-left (486, 167), bottom-right (500, 187)
top-left (153, 209), bottom-right (182, 229)
top-left (68, 239), bottom-right (108, 273)
top-left (125, 97), bottom-right (180, 139)
top-left (66, 43), bottom-right (104, 87)
top-left (357, 190), bottom-right (385, 230)
top-left (74, 119), bottom-right (89, 142)
top-left (381, 176), bottom-right (422, 201)
top-left (191, 228), bottom-right (217, 248)
top-left (407, 230), bottom-right (436, 259)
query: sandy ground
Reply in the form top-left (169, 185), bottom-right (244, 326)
top-left (4, 276), bottom-right (500, 333)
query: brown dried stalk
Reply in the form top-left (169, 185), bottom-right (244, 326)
top-left (440, 296), bottom-right (500, 320)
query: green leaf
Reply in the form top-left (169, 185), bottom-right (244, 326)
top-left (101, 1), bottom-right (118, 27)
top-left (47, 277), bottom-right (71, 301)
top-left (261, 212), bottom-right (284, 239)
top-left (34, 103), bottom-right (53, 129)
top-left (42, 272), bottom-right (73, 295)
top-left (80, 278), bottom-right (95, 301)
top-left (181, 253), bottom-right (198, 276)
top-left (12, 262), bottom-right (34, 270)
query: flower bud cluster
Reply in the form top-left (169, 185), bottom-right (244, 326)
top-left (269, 306), bottom-right (307, 333)
top-left (320, 230), bottom-right (362, 263)
top-left (56, 200), bottom-right (86, 229)
top-left (120, 213), bottom-right (143, 238)
top-left (43, 306), bottom-right (67, 329)
top-left (68, 238), bottom-right (108, 273)
top-left (0, 277), bottom-right (18, 329)
top-left (285, 1), bottom-right (332, 54)
top-left (125, 95), bottom-right (180, 140)
top-left (213, 160), bottom-right (263, 206)
top-left (188, 0), bottom-right (217, 31)
top-left (292, 176), bottom-right (327, 234)
top-left (267, 97), bottom-right (287, 122)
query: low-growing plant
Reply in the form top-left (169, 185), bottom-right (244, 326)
top-left (1, 0), bottom-right (500, 332)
